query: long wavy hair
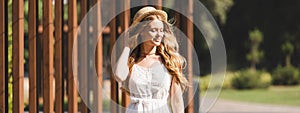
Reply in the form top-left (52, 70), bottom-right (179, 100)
top-left (123, 15), bottom-right (188, 93)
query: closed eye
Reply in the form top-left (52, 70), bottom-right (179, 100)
top-left (160, 29), bottom-right (163, 32)
top-left (150, 29), bottom-right (157, 32)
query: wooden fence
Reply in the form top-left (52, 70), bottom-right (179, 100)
top-left (0, 0), bottom-right (195, 113)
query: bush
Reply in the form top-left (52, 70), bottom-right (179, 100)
top-left (232, 69), bottom-right (272, 89)
top-left (272, 66), bottom-right (300, 85)
top-left (259, 72), bottom-right (272, 88)
top-left (222, 72), bottom-right (236, 89)
top-left (200, 75), bottom-right (210, 92)
top-left (199, 72), bottom-right (236, 92)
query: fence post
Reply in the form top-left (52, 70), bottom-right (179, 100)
top-left (79, 0), bottom-right (89, 112)
top-left (109, 0), bottom-right (118, 112)
top-left (54, 0), bottom-right (64, 112)
top-left (149, 0), bottom-right (162, 10)
top-left (174, 0), bottom-right (181, 39)
top-left (28, 0), bottom-right (38, 112)
top-left (182, 0), bottom-right (194, 113)
top-left (92, 0), bottom-right (103, 112)
top-left (43, 0), bottom-right (54, 112)
top-left (0, 0), bottom-right (6, 112)
top-left (68, 0), bottom-right (78, 112)
top-left (120, 1), bottom-right (131, 112)
top-left (12, 0), bottom-right (25, 112)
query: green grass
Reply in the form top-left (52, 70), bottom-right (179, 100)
top-left (218, 85), bottom-right (300, 106)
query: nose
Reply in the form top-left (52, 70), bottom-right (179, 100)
top-left (156, 31), bottom-right (164, 38)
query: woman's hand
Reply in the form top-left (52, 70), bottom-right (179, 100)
top-left (124, 31), bottom-right (130, 48)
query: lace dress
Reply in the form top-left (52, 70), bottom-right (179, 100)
top-left (126, 62), bottom-right (172, 113)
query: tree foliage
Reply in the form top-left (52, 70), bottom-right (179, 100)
top-left (281, 41), bottom-right (294, 67)
top-left (246, 28), bottom-right (264, 70)
top-left (201, 0), bottom-right (234, 24)
top-left (221, 0), bottom-right (300, 71)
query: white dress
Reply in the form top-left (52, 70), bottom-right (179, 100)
top-left (126, 62), bottom-right (172, 113)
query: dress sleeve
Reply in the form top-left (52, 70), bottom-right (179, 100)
top-left (114, 47), bottom-right (130, 82)
top-left (170, 77), bottom-right (184, 113)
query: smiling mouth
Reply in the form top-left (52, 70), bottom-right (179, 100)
top-left (153, 38), bottom-right (161, 42)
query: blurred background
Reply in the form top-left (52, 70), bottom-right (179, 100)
top-left (1, 0), bottom-right (300, 112)
top-left (198, 0), bottom-right (300, 112)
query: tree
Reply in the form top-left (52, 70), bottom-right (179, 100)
top-left (246, 28), bottom-right (264, 71)
top-left (201, 0), bottom-right (234, 24)
top-left (281, 42), bottom-right (294, 67)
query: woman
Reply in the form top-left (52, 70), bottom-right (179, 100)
top-left (114, 6), bottom-right (188, 113)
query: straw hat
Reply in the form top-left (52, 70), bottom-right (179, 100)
top-left (132, 6), bottom-right (168, 26)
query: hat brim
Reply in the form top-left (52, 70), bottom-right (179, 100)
top-left (131, 10), bottom-right (167, 26)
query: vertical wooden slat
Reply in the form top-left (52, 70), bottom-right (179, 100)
top-left (68, 0), bottom-right (78, 112)
top-left (109, 0), bottom-right (118, 112)
top-left (79, 0), bottom-right (89, 112)
top-left (174, 0), bottom-right (181, 36)
top-left (120, 0), bottom-right (130, 111)
top-left (12, 0), bottom-right (25, 112)
top-left (0, 0), bottom-right (6, 112)
top-left (175, 0), bottom-right (195, 113)
top-left (95, 23), bottom-right (103, 113)
top-left (109, 23), bottom-right (118, 112)
top-left (141, 0), bottom-right (148, 5)
top-left (55, 0), bottom-right (63, 112)
top-left (43, 0), bottom-right (54, 112)
top-left (28, 0), bottom-right (37, 112)
top-left (91, 0), bottom-right (103, 112)
top-left (150, 0), bottom-right (162, 10)
top-left (187, 1), bottom-right (194, 112)
top-left (184, 0), bottom-right (194, 113)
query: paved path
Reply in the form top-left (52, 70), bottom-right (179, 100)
top-left (209, 99), bottom-right (300, 113)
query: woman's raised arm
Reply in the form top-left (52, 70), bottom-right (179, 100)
top-left (114, 46), bottom-right (130, 82)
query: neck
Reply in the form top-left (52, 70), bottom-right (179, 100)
top-left (141, 44), bottom-right (156, 55)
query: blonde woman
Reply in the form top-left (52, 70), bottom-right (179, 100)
top-left (114, 6), bottom-right (188, 113)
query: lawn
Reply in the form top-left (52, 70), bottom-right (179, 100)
top-left (217, 85), bottom-right (300, 106)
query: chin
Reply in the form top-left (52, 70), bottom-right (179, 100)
top-left (152, 41), bottom-right (161, 46)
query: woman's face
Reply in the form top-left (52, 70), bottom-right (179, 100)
top-left (140, 19), bottom-right (164, 47)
